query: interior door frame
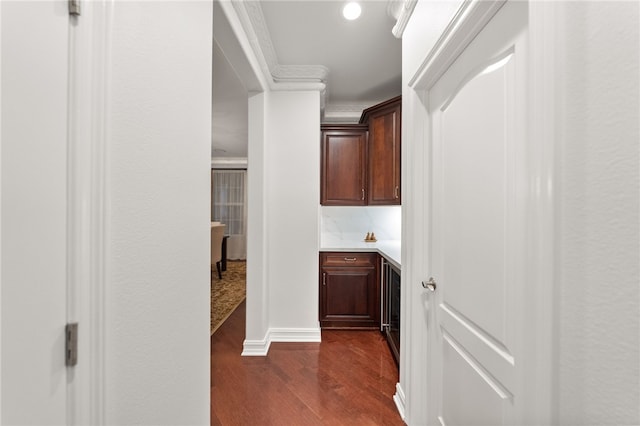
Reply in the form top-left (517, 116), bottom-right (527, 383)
top-left (66, 1), bottom-right (112, 424)
top-left (400, 0), bottom-right (558, 424)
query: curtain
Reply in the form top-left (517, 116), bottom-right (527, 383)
top-left (211, 170), bottom-right (247, 260)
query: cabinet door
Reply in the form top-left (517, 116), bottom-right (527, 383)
top-left (320, 266), bottom-right (379, 328)
top-left (367, 103), bottom-right (401, 205)
top-left (320, 127), bottom-right (367, 206)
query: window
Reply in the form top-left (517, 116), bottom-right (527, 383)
top-left (211, 169), bottom-right (247, 260)
top-left (211, 170), bottom-right (246, 236)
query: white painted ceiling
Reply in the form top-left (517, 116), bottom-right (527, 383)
top-left (212, 0), bottom-right (402, 159)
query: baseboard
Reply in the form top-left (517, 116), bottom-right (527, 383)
top-left (241, 327), bottom-right (321, 356)
top-left (393, 382), bottom-right (406, 421)
top-left (269, 327), bottom-right (322, 343)
top-left (241, 335), bottom-right (271, 356)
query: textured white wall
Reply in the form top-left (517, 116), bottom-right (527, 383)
top-left (557, 2), bottom-right (639, 423)
top-left (266, 91), bottom-right (320, 330)
top-left (107, 2), bottom-right (211, 424)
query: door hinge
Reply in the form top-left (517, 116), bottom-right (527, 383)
top-left (66, 323), bottom-right (78, 366)
top-left (69, 0), bottom-right (81, 16)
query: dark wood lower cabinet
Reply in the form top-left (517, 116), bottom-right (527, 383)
top-left (319, 252), bottom-right (380, 329)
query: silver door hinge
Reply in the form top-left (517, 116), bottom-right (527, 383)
top-left (66, 323), bottom-right (78, 366)
top-left (69, 0), bottom-right (81, 16)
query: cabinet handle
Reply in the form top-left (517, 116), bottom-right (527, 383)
top-left (395, 186), bottom-right (399, 199)
top-left (323, 272), bottom-right (326, 286)
top-left (344, 257), bottom-right (357, 262)
top-left (362, 188), bottom-right (365, 200)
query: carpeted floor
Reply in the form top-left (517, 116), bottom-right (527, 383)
top-left (211, 260), bottom-right (246, 335)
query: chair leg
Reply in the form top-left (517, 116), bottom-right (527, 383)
top-left (216, 261), bottom-right (222, 279)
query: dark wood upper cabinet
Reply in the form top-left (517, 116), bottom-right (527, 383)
top-left (320, 125), bottom-right (368, 206)
top-left (360, 96), bottom-right (401, 205)
top-left (320, 96), bottom-right (401, 206)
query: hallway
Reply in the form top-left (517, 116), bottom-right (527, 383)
top-left (210, 302), bottom-right (404, 425)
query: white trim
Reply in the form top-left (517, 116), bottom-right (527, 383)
top-left (242, 335), bottom-right (272, 357)
top-left (408, 0), bottom-right (506, 89)
top-left (393, 382), bottom-right (407, 421)
top-left (269, 327), bottom-right (322, 343)
top-left (230, 0), bottom-right (327, 88)
top-left (215, 0), bottom-right (269, 92)
top-left (66, 1), bottom-right (111, 424)
top-left (241, 327), bottom-right (322, 357)
top-left (323, 103), bottom-right (371, 123)
top-left (227, 0), bottom-right (327, 107)
top-left (524, 1), bottom-right (557, 423)
top-left (401, 87), bottom-right (430, 425)
top-left (391, 0), bottom-right (418, 39)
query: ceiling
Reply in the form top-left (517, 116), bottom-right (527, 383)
top-left (212, 0), bottom-right (402, 160)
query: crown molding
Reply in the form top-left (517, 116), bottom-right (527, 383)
top-left (231, 0), bottom-right (328, 89)
top-left (323, 103), bottom-right (372, 123)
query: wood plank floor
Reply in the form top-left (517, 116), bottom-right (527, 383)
top-left (211, 301), bottom-right (405, 425)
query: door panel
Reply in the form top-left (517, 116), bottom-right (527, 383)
top-left (1, 1), bottom-right (70, 423)
top-left (427, 2), bottom-right (528, 424)
top-left (441, 55), bottom-right (512, 346)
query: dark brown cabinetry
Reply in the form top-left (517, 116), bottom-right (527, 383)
top-left (360, 96), bottom-right (401, 205)
top-left (320, 125), bottom-right (368, 206)
top-left (319, 252), bottom-right (380, 329)
top-left (320, 96), bottom-right (401, 206)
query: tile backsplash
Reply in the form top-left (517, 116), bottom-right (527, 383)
top-left (320, 206), bottom-right (401, 245)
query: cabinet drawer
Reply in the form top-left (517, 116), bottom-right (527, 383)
top-left (321, 252), bottom-right (376, 267)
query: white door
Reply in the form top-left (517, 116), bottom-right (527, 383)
top-left (1, 1), bottom-right (71, 423)
top-left (426, 2), bottom-right (530, 424)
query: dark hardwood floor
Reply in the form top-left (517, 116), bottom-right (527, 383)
top-left (211, 301), bottom-right (405, 425)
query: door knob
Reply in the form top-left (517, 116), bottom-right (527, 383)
top-left (422, 277), bottom-right (437, 292)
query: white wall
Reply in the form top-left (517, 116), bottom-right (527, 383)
top-left (266, 91), bottom-right (321, 331)
top-left (106, 2), bottom-right (211, 424)
top-left (246, 91), bottom-right (269, 343)
top-left (556, 2), bottom-right (639, 423)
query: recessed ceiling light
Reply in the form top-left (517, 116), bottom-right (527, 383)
top-left (343, 2), bottom-right (361, 20)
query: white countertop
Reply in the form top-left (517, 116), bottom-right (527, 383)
top-left (320, 239), bottom-right (401, 269)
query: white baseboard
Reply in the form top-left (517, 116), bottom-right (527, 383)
top-left (269, 327), bottom-right (322, 343)
top-left (241, 336), bottom-right (271, 356)
top-left (241, 327), bottom-right (321, 356)
top-left (393, 382), bottom-right (406, 422)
